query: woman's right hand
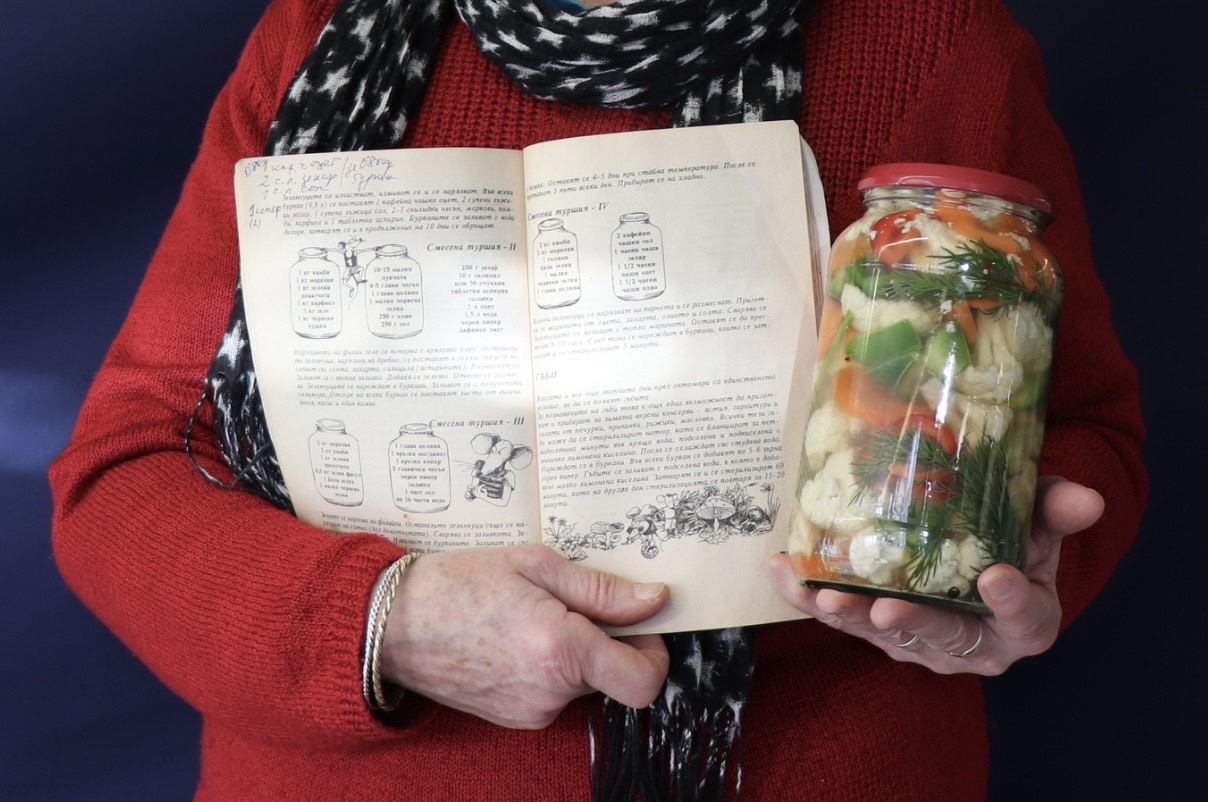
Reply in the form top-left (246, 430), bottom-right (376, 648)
top-left (380, 544), bottom-right (671, 729)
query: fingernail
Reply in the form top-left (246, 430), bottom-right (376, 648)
top-left (983, 573), bottom-right (1015, 602)
top-left (817, 591), bottom-right (847, 616)
top-left (634, 582), bottom-right (666, 601)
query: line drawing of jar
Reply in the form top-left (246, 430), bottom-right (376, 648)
top-left (389, 423), bottom-right (451, 513)
top-left (308, 418), bottom-right (364, 506)
top-left (611, 212), bottom-right (666, 301)
top-left (289, 247), bottom-right (343, 338)
top-left (532, 218), bottom-right (581, 309)
top-left (364, 244), bottom-right (424, 338)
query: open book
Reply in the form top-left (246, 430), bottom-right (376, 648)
top-left (234, 120), bottom-right (826, 634)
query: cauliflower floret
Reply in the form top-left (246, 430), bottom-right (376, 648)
top-left (905, 214), bottom-right (969, 272)
top-left (1003, 302), bottom-right (1054, 371)
top-left (957, 535), bottom-right (994, 581)
top-left (955, 361), bottom-right (1022, 401)
top-left (797, 448), bottom-right (872, 534)
top-left (956, 313), bottom-right (1024, 401)
top-left (953, 394), bottom-right (1010, 442)
top-left (788, 506), bottom-right (821, 557)
top-left (848, 527), bottom-right (908, 585)
top-left (909, 538), bottom-right (970, 596)
top-left (803, 401), bottom-right (863, 473)
top-left (840, 283), bottom-right (938, 335)
top-left (840, 213), bottom-right (877, 243)
top-left (920, 377), bottom-right (1009, 443)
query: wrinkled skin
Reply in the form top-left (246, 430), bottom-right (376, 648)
top-left (380, 476), bottom-right (1100, 732)
top-left (769, 476), bottom-right (1105, 675)
top-left (380, 544), bottom-right (670, 728)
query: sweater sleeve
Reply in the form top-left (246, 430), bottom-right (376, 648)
top-left (873, 0), bottom-right (1148, 626)
top-left (48, 0), bottom-right (413, 749)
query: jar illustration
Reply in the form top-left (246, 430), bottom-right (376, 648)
top-left (389, 423), bottom-right (451, 513)
top-left (788, 163), bottom-right (1063, 613)
top-left (289, 247), bottom-right (343, 338)
top-left (611, 212), bottom-right (666, 301)
top-left (532, 218), bottom-right (581, 309)
top-left (308, 419), bottom-right (364, 506)
top-left (364, 244), bottom-right (423, 338)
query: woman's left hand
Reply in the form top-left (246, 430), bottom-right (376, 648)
top-left (769, 476), bottom-right (1104, 675)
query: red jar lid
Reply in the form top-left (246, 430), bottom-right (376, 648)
top-left (858, 163), bottom-right (1052, 215)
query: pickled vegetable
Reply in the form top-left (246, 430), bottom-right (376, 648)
top-left (790, 165), bottom-right (1062, 612)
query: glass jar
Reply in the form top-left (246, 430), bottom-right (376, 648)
top-left (532, 218), bottom-right (581, 309)
top-left (611, 212), bottom-right (666, 301)
top-left (364, 244), bottom-right (423, 338)
top-left (788, 163), bottom-right (1063, 612)
top-left (389, 423), bottom-right (451, 513)
top-left (308, 418), bottom-right (364, 506)
top-left (289, 247), bottom-right (343, 338)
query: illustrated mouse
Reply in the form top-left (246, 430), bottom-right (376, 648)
top-left (465, 433), bottom-right (533, 507)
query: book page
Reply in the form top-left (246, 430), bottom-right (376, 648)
top-left (521, 121), bottom-right (822, 634)
top-left (233, 148), bottom-right (542, 553)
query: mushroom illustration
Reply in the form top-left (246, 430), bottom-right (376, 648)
top-left (696, 495), bottom-right (736, 533)
top-left (626, 504), bottom-right (662, 534)
top-left (625, 504), bottom-right (664, 558)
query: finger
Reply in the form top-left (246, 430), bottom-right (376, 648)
top-left (977, 563), bottom-right (1060, 656)
top-left (575, 623), bottom-right (670, 708)
top-left (866, 596), bottom-right (976, 655)
top-left (768, 553), bottom-right (807, 606)
top-left (520, 546), bottom-right (669, 626)
top-left (769, 553), bottom-right (878, 626)
top-left (1032, 476), bottom-right (1104, 539)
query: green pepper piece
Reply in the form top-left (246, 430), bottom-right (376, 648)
top-left (827, 257), bottom-right (893, 301)
top-left (825, 263), bottom-right (850, 299)
top-left (846, 320), bottom-right (923, 387)
top-left (922, 320), bottom-right (972, 380)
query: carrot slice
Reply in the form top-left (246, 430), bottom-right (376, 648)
top-left (946, 300), bottom-right (980, 346)
top-left (790, 550), bottom-right (830, 578)
top-left (814, 300), bottom-right (847, 359)
top-left (934, 204), bottom-right (1026, 257)
top-left (833, 363), bottom-right (914, 426)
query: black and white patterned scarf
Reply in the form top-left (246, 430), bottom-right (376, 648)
top-left (189, 1), bottom-right (812, 798)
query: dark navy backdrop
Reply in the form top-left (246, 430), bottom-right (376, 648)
top-left (2, 2), bottom-right (1202, 799)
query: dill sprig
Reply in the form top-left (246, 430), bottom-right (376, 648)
top-left (883, 241), bottom-right (1026, 307)
top-left (848, 429), bottom-right (1022, 587)
top-left (951, 436), bottom-right (1022, 568)
top-left (850, 429), bottom-right (953, 495)
top-left (838, 241), bottom-right (1060, 319)
top-left (851, 430), bottom-right (956, 591)
top-left (906, 525), bottom-right (952, 592)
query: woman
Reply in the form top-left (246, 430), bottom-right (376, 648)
top-left (49, 0), bottom-right (1145, 799)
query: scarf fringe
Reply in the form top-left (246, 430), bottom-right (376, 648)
top-left (591, 689), bottom-right (746, 802)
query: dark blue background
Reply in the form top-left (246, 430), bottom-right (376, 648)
top-left (2, 2), bottom-right (1203, 799)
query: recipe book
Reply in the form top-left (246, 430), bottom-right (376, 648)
top-left (234, 119), bottom-right (827, 634)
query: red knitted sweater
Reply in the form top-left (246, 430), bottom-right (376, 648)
top-left (50, 0), bottom-right (1146, 799)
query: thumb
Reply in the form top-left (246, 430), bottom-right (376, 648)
top-left (1024, 477), bottom-right (1105, 581)
top-left (1032, 476), bottom-right (1105, 542)
top-left (525, 554), bottom-right (670, 627)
